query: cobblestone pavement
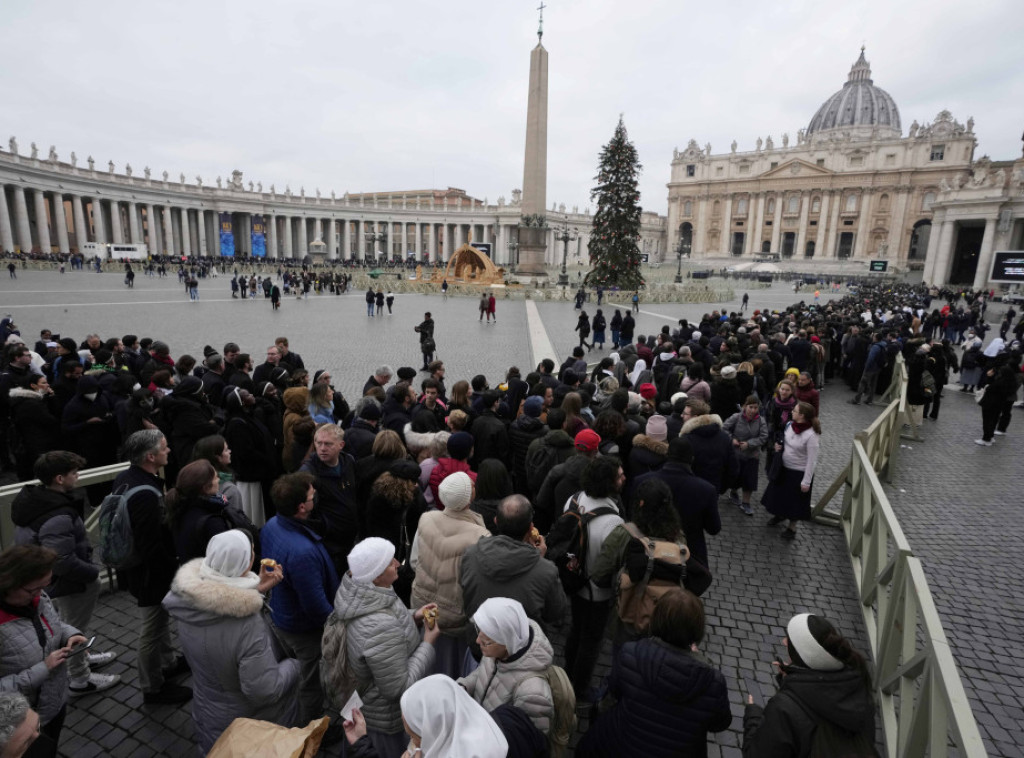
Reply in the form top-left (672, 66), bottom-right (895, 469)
top-left (4, 270), bottom-right (1003, 756)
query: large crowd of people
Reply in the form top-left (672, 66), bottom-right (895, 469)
top-left (0, 278), bottom-right (1020, 757)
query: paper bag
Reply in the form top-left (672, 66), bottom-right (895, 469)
top-left (207, 716), bottom-right (330, 758)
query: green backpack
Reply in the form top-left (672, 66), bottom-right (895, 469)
top-left (515, 664), bottom-right (577, 758)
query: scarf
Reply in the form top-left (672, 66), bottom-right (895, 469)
top-left (791, 420), bottom-right (812, 434)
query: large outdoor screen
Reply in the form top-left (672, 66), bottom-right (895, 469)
top-left (990, 252), bottom-right (1024, 283)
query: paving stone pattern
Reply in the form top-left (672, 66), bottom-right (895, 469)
top-left (4, 270), bottom-right (995, 756)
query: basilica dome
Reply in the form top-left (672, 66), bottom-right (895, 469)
top-left (806, 48), bottom-right (901, 138)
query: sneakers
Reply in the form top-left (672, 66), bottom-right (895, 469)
top-left (69, 672), bottom-right (121, 697)
top-left (728, 491), bottom-right (741, 505)
top-left (86, 651), bottom-right (117, 668)
top-left (974, 439), bottom-right (993, 447)
top-left (994, 431), bottom-right (1006, 436)
top-left (742, 503), bottom-right (754, 516)
top-left (143, 683), bottom-right (193, 705)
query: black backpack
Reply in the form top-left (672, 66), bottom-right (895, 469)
top-left (783, 692), bottom-right (880, 758)
top-left (545, 492), bottom-right (616, 596)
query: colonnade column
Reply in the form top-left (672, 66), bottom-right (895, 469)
top-left (12, 188), bottom-right (32, 253)
top-left (266, 214), bottom-right (277, 259)
top-left (197, 210), bottom-right (208, 256)
top-left (52, 193), bottom-right (70, 253)
top-left (145, 204), bottom-right (157, 251)
top-left (109, 200), bottom-right (124, 244)
top-left (342, 219), bottom-right (351, 260)
top-left (327, 219), bottom-right (337, 259)
top-left (127, 202), bottom-right (141, 244)
top-left (442, 224), bottom-right (451, 262)
top-left (825, 192), bottom-right (841, 257)
top-left (162, 206), bottom-right (174, 256)
top-left (426, 223), bottom-right (435, 262)
top-left (795, 192), bottom-right (810, 258)
top-left (181, 209), bottom-right (192, 255)
top-left (720, 197), bottom-right (733, 256)
top-left (0, 189), bottom-right (15, 253)
top-left (71, 196), bottom-right (87, 251)
top-left (92, 198), bottom-right (107, 245)
top-left (33, 190), bottom-right (52, 252)
top-left (399, 222), bottom-right (407, 261)
top-left (296, 216), bottom-right (307, 258)
top-left (283, 216), bottom-right (293, 258)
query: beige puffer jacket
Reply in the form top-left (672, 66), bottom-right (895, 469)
top-left (458, 620), bottom-right (555, 734)
top-left (410, 507), bottom-right (489, 636)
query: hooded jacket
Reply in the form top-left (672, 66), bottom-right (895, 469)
top-left (12, 486), bottom-right (98, 597)
top-left (458, 621), bottom-right (556, 735)
top-left (281, 387), bottom-right (311, 468)
top-left (634, 461), bottom-right (720, 568)
top-left (627, 434), bottom-right (668, 479)
top-left (163, 560), bottom-right (300, 753)
top-left (460, 535), bottom-right (567, 627)
top-left (578, 638), bottom-right (731, 758)
top-left (7, 387), bottom-right (60, 478)
top-left (682, 414), bottom-right (739, 493)
top-left (333, 573), bottom-right (436, 734)
top-left (742, 667), bottom-right (876, 758)
top-left (508, 415), bottom-right (548, 495)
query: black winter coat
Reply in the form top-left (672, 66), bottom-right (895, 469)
top-left (171, 493), bottom-right (260, 565)
top-left (344, 417), bottom-right (379, 460)
top-left (682, 415), bottom-right (739, 495)
top-left (162, 394), bottom-right (219, 470)
top-left (8, 388), bottom-right (61, 480)
top-left (635, 461), bottom-right (720, 567)
top-left (111, 466), bottom-right (175, 607)
top-left (743, 667), bottom-right (876, 758)
top-left (508, 415), bottom-right (548, 496)
top-left (578, 638), bottom-right (731, 758)
top-left (710, 378), bottom-right (743, 422)
top-left (300, 451), bottom-right (359, 574)
top-left (223, 410), bottom-right (277, 483)
top-left (470, 410), bottom-right (510, 469)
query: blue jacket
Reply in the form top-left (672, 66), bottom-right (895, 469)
top-left (578, 638), bottom-right (731, 758)
top-left (864, 342), bottom-right (886, 373)
top-left (261, 515), bottom-right (340, 633)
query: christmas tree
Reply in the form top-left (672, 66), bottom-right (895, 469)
top-left (585, 117), bottom-right (644, 290)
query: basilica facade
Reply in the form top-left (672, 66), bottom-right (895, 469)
top-left (666, 49), bottom-right (1024, 287)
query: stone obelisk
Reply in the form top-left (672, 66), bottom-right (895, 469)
top-left (517, 8), bottom-right (549, 276)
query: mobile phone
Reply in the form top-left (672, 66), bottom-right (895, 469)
top-left (742, 673), bottom-right (764, 706)
top-left (66, 636), bottom-right (96, 657)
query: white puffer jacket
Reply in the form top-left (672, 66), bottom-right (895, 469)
top-left (458, 620), bottom-right (555, 734)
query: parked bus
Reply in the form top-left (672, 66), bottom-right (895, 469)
top-left (81, 242), bottom-right (148, 260)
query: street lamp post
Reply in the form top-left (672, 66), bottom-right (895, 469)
top-left (506, 237), bottom-right (520, 273)
top-left (674, 239), bottom-right (686, 283)
top-left (555, 223), bottom-right (578, 288)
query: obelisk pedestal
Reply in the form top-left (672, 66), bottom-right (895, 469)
top-left (517, 41), bottom-right (549, 277)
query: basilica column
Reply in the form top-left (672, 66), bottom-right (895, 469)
top-left (33, 190), bottom-right (52, 253)
top-left (816, 192), bottom-right (831, 256)
top-left (720, 196), bottom-right (733, 255)
top-left (769, 195), bottom-right (782, 253)
top-left (695, 196), bottom-right (709, 255)
top-left (12, 188), bottom-right (32, 253)
top-left (824, 192), bottom-right (841, 257)
top-left (972, 221), bottom-right (997, 290)
top-left (127, 201), bottom-right (141, 244)
top-left (180, 209), bottom-right (192, 255)
top-left (52, 193), bottom-right (70, 253)
top-left (795, 192), bottom-right (810, 258)
top-left (889, 188), bottom-right (911, 263)
top-left (0, 188), bottom-right (15, 253)
top-left (926, 218), bottom-right (955, 285)
top-left (853, 192), bottom-right (872, 257)
top-left (92, 198), bottom-right (107, 245)
top-left (163, 206), bottom-right (174, 255)
top-left (749, 194), bottom-right (765, 255)
top-left (109, 200), bottom-right (124, 244)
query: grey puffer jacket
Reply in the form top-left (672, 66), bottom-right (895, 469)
top-left (458, 620), bottom-right (555, 735)
top-left (722, 411), bottom-right (769, 460)
top-left (0, 593), bottom-right (79, 725)
top-left (333, 573), bottom-right (436, 735)
top-left (162, 560), bottom-right (300, 754)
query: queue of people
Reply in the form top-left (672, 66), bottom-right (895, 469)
top-left (0, 279), bottom-right (1018, 756)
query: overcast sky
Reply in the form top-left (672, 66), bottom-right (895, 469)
top-left (3, 0), bottom-right (1021, 215)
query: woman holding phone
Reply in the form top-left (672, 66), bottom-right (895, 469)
top-left (0, 545), bottom-right (88, 758)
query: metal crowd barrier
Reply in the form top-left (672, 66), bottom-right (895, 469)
top-left (812, 353), bottom-right (986, 757)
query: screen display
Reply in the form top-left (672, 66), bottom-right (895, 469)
top-left (990, 252), bottom-right (1024, 283)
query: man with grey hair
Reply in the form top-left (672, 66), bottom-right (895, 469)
top-left (111, 430), bottom-right (192, 705)
top-left (362, 365), bottom-right (393, 396)
top-left (0, 694), bottom-right (38, 758)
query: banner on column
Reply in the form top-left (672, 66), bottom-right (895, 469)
top-left (251, 215), bottom-right (266, 258)
top-left (219, 213), bottom-right (235, 257)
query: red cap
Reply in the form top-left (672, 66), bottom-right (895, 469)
top-left (574, 429), bottom-right (601, 453)
top-left (638, 383), bottom-right (658, 400)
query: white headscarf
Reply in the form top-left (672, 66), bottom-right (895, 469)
top-left (609, 351), bottom-right (620, 366)
top-left (199, 530), bottom-right (259, 589)
top-left (401, 675), bottom-right (508, 758)
top-left (983, 338), bottom-right (1005, 358)
top-left (628, 359), bottom-right (648, 386)
top-left (472, 597), bottom-right (530, 655)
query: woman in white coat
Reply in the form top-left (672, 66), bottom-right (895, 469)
top-left (162, 530), bottom-right (299, 755)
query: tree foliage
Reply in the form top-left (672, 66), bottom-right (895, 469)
top-left (585, 117), bottom-right (644, 290)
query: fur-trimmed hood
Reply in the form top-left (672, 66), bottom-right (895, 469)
top-left (631, 433), bottom-right (669, 456)
top-left (7, 386), bottom-right (46, 402)
top-left (163, 559), bottom-right (265, 623)
top-left (403, 425), bottom-right (437, 455)
top-left (681, 413), bottom-right (724, 436)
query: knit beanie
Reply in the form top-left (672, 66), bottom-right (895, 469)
top-left (438, 472), bottom-right (474, 511)
top-left (347, 537), bottom-right (396, 584)
top-left (645, 415), bottom-right (668, 441)
top-left (523, 396), bottom-right (544, 418)
top-left (447, 432), bottom-right (474, 461)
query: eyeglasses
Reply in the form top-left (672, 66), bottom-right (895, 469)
top-left (18, 580), bottom-right (49, 596)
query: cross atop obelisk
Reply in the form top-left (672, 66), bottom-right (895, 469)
top-left (537, 2), bottom-right (546, 41)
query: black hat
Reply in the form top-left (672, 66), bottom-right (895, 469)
top-left (668, 437), bottom-right (694, 463)
top-left (396, 366), bottom-right (418, 382)
top-left (389, 459), bottom-right (421, 482)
